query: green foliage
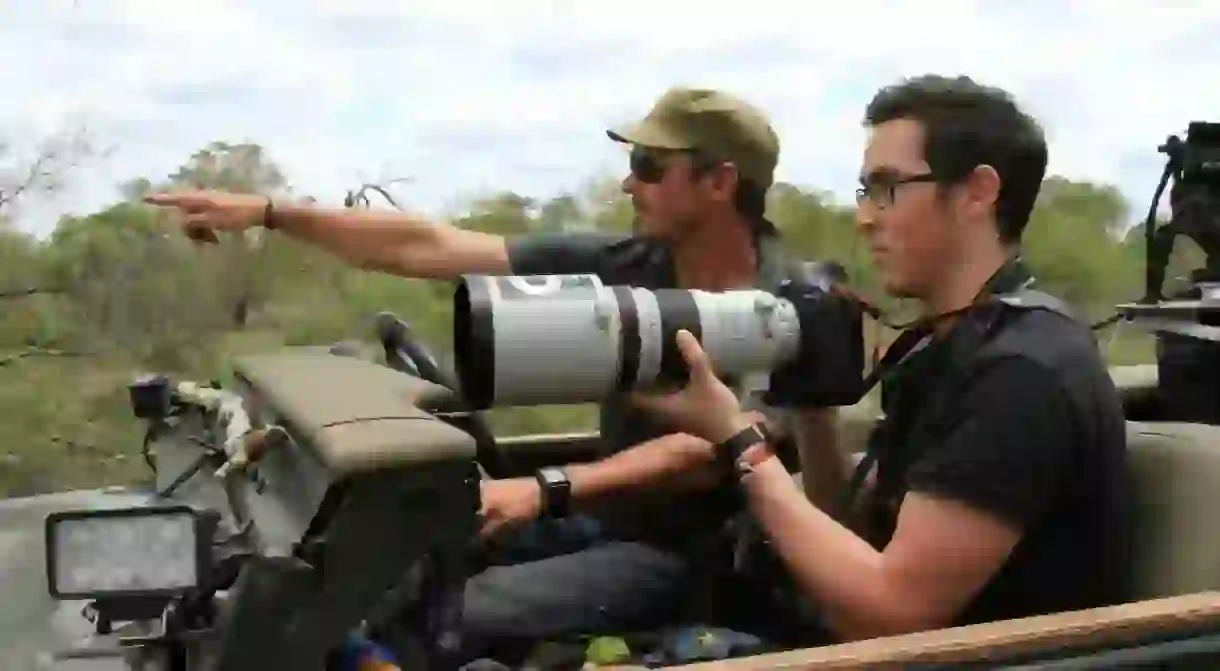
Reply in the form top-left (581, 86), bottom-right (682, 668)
top-left (0, 138), bottom-right (1186, 496)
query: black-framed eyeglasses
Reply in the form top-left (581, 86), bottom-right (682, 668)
top-left (855, 172), bottom-right (938, 208)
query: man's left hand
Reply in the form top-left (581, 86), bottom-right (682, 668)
top-left (630, 329), bottom-right (754, 445)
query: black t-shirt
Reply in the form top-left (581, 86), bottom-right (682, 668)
top-left (505, 231), bottom-right (786, 551)
top-left (867, 305), bottom-right (1133, 625)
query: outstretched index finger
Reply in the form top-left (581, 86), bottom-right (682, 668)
top-left (143, 190), bottom-right (208, 210)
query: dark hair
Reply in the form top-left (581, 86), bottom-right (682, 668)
top-left (864, 74), bottom-right (1048, 243)
top-left (689, 152), bottom-right (769, 221)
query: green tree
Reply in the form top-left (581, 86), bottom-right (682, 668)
top-left (0, 124), bottom-right (104, 358)
top-left (45, 202), bottom-right (227, 368)
top-left (163, 142), bottom-right (292, 328)
top-left (455, 192), bottom-right (539, 236)
top-left (583, 178), bottom-right (635, 233)
top-left (1, 135), bottom-right (1182, 496)
top-left (539, 193), bottom-right (583, 232)
top-left (1023, 179), bottom-right (1135, 311)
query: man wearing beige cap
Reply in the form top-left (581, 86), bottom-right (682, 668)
top-left (146, 87), bottom-right (834, 658)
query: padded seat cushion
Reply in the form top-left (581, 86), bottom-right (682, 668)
top-left (232, 352), bottom-right (476, 475)
top-left (1126, 421), bottom-right (1220, 600)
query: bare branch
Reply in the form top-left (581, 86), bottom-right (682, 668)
top-left (0, 286), bottom-right (65, 299)
top-left (343, 177), bottom-right (414, 210)
top-left (0, 347), bottom-right (92, 368)
top-left (0, 124), bottom-right (104, 218)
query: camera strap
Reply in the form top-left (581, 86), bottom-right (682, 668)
top-left (837, 258), bottom-right (1073, 512)
top-left (837, 327), bottom-right (933, 509)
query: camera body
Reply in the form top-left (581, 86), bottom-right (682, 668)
top-left (128, 373), bottom-right (175, 419)
top-left (1182, 121), bottom-right (1220, 188)
top-left (763, 262), bottom-right (868, 408)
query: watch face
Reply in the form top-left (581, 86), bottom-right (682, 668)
top-left (539, 468), bottom-right (566, 486)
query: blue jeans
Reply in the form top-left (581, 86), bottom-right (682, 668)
top-left (459, 516), bottom-right (689, 660)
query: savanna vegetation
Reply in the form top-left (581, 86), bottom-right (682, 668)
top-left (0, 129), bottom-right (1202, 497)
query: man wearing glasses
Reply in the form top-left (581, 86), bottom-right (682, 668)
top-left (145, 87), bottom-right (835, 656)
top-left (633, 75), bottom-right (1133, 644)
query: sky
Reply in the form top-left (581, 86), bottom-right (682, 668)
top-left (2, 0), bottom-right (1218, 236)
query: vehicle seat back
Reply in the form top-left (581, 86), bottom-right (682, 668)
top-left (786, 403), bottom-right (877, 495)
top-left (1111, 364), bottom-right (1161, 421)
top-left (794, 372), bottom-right (1220, 603)
top-left (804, 400), bottom-right (1220, 603)
top-left (837, 403), bottom-right (881, 458)
top-left (1126, 421), bottom-right (1220, 600)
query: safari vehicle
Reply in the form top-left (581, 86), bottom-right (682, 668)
top-left (32, 124), bottom-right (1220, 670)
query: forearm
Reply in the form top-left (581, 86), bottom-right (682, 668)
top-left (742, 461), bottom-right (934, 641)
top-left (564, 433), bottom-right (721, 504)
top-left (792, 407), bottom-right (850, 518)
top-left (267, 203), bottom-right (509, 279)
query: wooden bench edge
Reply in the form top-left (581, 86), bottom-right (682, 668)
top-left (611, 591), bottom-right (1220, 670)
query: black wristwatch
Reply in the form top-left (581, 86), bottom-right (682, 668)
top-left (261, 197), bottom-right (277, 230)
top-left (716, 422), bottom-right (773, 475)
top-left (535, 467), bottom-right (572, 519)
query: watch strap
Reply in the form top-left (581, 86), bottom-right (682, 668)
top-left (262, 197), bottom-right (277, 230)
top-left (535, 468), bottom-right (571, 519)
top-left (717, 422), bottom-right (772, 473)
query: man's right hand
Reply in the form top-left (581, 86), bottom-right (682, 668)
top-left (477, 477), bottom-right (544, 539)
top-left (144, 190), bottom-right (271, 243)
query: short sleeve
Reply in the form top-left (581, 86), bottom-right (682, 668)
top-left (904, 356), bottom-right (1079, 528)
top-left (505, 232), bottom-right (675, 287)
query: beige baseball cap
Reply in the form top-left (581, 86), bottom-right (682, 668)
top-left (607, 86), bottom-right (781, 190)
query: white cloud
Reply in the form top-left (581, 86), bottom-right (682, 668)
top-left (2, 0), bottom-right (1217, 234)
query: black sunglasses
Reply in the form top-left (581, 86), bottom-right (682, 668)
top-left (629, 146), bottom-right (721, 184)
top-left (856, 171), bottom-right (938, 208)
top-left (629, 146), bottom-right (679, 184)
